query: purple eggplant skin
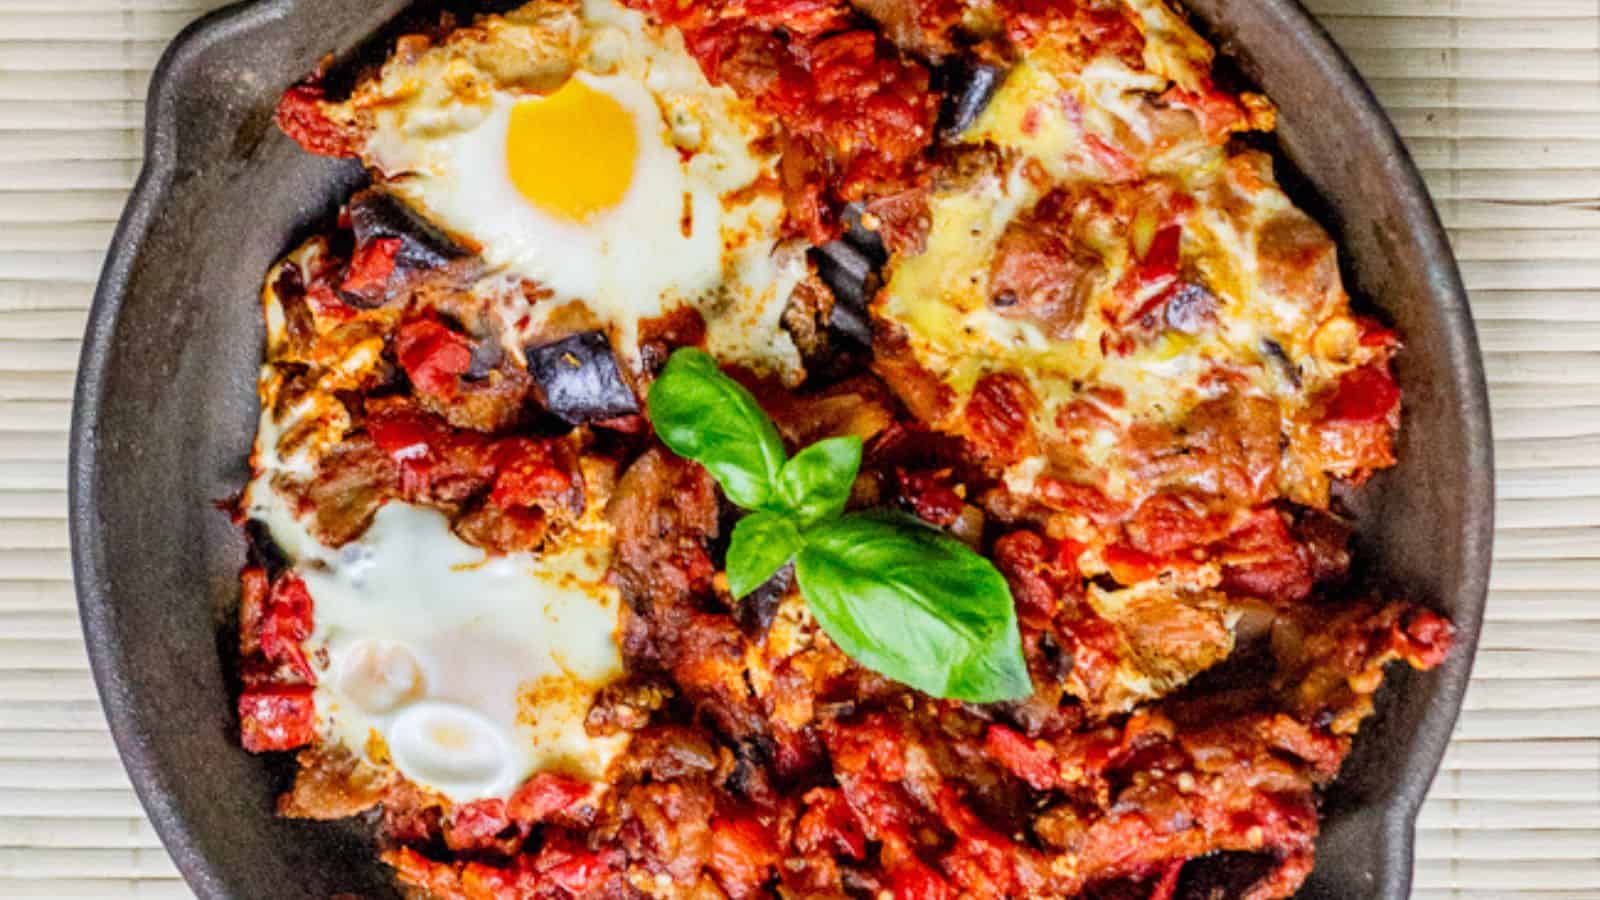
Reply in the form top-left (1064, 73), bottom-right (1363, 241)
top-left (348, 188), bottom-right (467, 271)
top-left (525, 330), bottom-right (640, 424)
top-left (810, 240), bottom-right (877, 347)
top-left (1174, 851), bottom-right (1277, 900)
top-left (841, 202), bottom-right (889, 267)
top-left (935, 60), bottom-right (1004, 143)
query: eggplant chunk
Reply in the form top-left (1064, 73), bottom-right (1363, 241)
top-left (936, 60), bottom-right (1005, 143)
top-left (348, 188), bottom-right (467, 270)
top-left (734, 564), bottom-right (792, 638)
top-left (841, 202), bottom-right (889, 266)
top-left (810, 241), bottom-right (877, 347)
top-left (1175, 851), bottom-right (1278, 900)
top-left (1260, 337), bottom-right (1301, 389)
top-left (244, 519), bottom-right (289, 577)
top-left (526, 331), bottom-right (640, 424)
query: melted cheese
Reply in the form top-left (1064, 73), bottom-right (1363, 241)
top-left (877, 38), bottom-right (1362, 508)
top-left (876, 159), bottom-right (1233, 432)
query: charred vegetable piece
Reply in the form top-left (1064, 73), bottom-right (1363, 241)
top-left (841, 202), bottom-right (889, 267)
top-left (526, 331), bottom-right (640, 424)
top-left (1260, 337), bottom-right (1301, 388)
top-left (734, 563), bottom-right (792, 638)
top-left (464, 337), bottom-right (505, 381)
top-left (811, 241), bottom-right (877, 346)
top-left (244, 519), bottom-right (288, 577)
top-left (935, 60), bottom-right (1004, 142)
top-left (1175, 851), bottom-right (1279, 900)
top-left (348, 189), bottom-right (466, 271)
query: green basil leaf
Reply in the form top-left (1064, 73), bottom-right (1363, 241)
top-left (647, 348), bottom-right (787, 510)
top-left (794, 512), bottom-right (1032, 703)
top-left (726, 511), bottom-right (804, 599)
top-left (774, 435), bottom-right (862, 525)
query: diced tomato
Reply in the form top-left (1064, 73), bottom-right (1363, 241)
top-left (964, 373), bottom-right (1039, 463)
top-left (1396, 608), bottom-right (1455, 669)
top-left (1054, 538), bottom-right (1086, 574)
top-left (709, 811), bottom-right (781, 898)
top-left (239, 684), bottom-right (316, 753)
top-left (934, 786), bottom-right (1022, 894)
top-left (304, 282), bottom-right (352, 319)
top-left (897, 469), bottom-right (964, 527)
top-left (1037, 476), bottom-right (1129, 525)
top-left (1124, 493), bottom-right (1227, 558)
top-left (795, 787), bottom-right (867, 859)
top-left (395, 318), bottom-right (475, 400)
top-left (490, 439), bottom-right (573, 510)
top-left (506, 771), bottom-right (592, 825)
top-left (443, 798), bottom-right (513, 853)
top-left (367, 403), bottom-right (448, 461)
top-left (1322, 365), bottom-right (1400, 424)
top-left (1355, 315), bottom-right (1400, 349)
top-left (1216, 508), bottom-right (1313, 603)
top-left (339, 237), bottom-right (401, 299)
top-left (531, 834), bottom-right (619, 896)
top-left (824, 713), bottom-right (908, 779)
top-left (836, 776), bottom-right (921, 840)
top-left (984, 724), bottom-right (1062, 791)
top-left (257, 573), bottom-right (315, 682)
top-left (993, 530), bottom-right (1057, 619)
top-left (888, 854), bottom-right (956, 900)
top-left (1104, 543), bottom-right (1164, 585)
top-left (366, 401), bottom-right (494, 497)
top-left (627, 0), bottom-right (935, 241)
top-left (273, 83), bottom-right (360, 158)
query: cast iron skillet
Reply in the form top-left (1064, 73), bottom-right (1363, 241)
top-left (71, 0), bottom-right (1493, 897)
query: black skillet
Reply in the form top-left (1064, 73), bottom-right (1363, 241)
top-left (70, 0), bottom-right (1493, 896)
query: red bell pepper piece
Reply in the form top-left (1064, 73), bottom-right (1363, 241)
top-left (239, 684), bottom-right (316, 753)
top-left (395, 318), bottom-right (475, 400)
top-left (1323, 365), bottom-right (1400, 424)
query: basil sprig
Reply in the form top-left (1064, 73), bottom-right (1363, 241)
top-left (647, 348), bottom-right (1032, 704)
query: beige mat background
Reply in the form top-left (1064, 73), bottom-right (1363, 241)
top-left (0, 0), bottom-right (1596, 897)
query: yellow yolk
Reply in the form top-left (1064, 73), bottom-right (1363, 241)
top-left (506, 77), bottom-right (639, 222)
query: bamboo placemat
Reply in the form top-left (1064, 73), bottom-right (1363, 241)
top-left (1, 0), bottom-right (1596, 897)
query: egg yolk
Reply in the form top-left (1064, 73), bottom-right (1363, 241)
top-left (506, 78), bottom-right (639, 222)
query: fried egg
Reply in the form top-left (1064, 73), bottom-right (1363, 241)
top-left (339, 0), bottom-right (804, 379)
top-left (246, 453), bottom-right (627, 803)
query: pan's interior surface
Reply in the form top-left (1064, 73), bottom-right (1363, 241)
top-left (70, 1), bottom-right (1492, 897)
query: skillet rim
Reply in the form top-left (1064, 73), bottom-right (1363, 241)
top-left (69, 0), bottom-right (1493, 896)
